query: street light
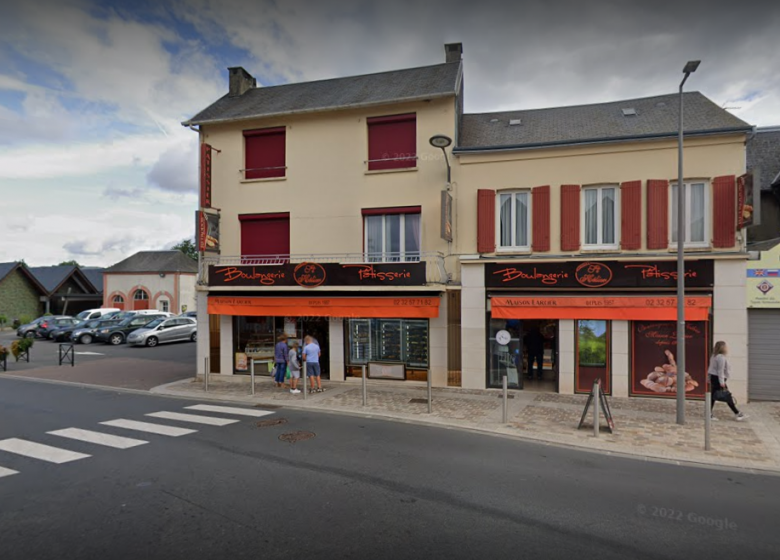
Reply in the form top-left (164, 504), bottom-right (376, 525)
top-left (676, 59), bottom-right (700, 426)
top-left (429, 134), bottom-right (453, 185)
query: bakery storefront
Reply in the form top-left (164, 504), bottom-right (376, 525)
top-left (205, 262), bottom-right (442, 382)
top-left (483, 259), bottom-right (714, 398)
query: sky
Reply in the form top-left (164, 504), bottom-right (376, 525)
top-left (1, 0), bottom-right (779, 267)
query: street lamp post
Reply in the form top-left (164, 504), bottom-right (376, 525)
top-left (429, 134), bottom-right (453, 185)
top-left (676, 60), bottom-right (700, 426)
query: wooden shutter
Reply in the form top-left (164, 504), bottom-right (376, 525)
top-left (646, 179), bottom-right (669, 250)
top-left (244, 127), bottom-right (286, 179)
top-left (620, 180), bottom-right (642, 250)
top-left (532, 185), bottom-right (551, 252)
top-left (560, 185), bottom-right (580, 252)
top-left (712, 175), bottom-right (737, 248)
top-left (367, 113), bottom-right (417, 171)
top-left (477, 189), bottom-right (496, 253)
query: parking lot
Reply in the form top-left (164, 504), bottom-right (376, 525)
top-left (0, 329), bottom-right (195, 390)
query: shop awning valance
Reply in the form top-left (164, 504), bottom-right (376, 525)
top-left (491, 296), bottom-right (711, 321)
top-left (208, 296), bottom-right (440, 319)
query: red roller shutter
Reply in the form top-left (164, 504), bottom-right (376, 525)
top-left (620, 180), bottom-right (642, 250)
top-left (477, 189), bottom-right (496, 253)
top-left (560, 184), bottom-right (580, 252)
top-left (367, 113), bottom-right (416, 171)
top-left (646, 179), bottom-right (669, 250)
top-left (244, 127), bottom-right (286, 179)
top-left (712, 175), bottom-right (737, 248)
top-left (532, 186), bottom-right (551, 252)
top-left (240, 213), bottom-right (290, 259)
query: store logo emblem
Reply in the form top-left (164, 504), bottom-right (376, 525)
top-left (294, 262), bottom-right (327, 288)
top-left (757, 280), bottom-right (774, 295)
top-left (575, 262), bottom-right (613, 288)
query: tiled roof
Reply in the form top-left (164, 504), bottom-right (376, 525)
top-left (105, 251), bottom-right (198, 274)
top-left (456, 92), bottom-right (751, 151)
top-left (747, 127), bottom-right (780, 191)
top-left (184, 62), bottom-right (461, 125)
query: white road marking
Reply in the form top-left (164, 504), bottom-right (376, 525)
top-left (48, 428), bottom-right (148, 449)
top-left (100, 419), bottom-right (196, 437)
top-left (185, 404), bottom-right (274, 418)
top-left (146, 411), bottom-right (239, 426)
top-left (0, 466), bottom-right (19, 478)
top-left (0, 438), bottom-right (90, 464)
top-left (75, 352), bottom-right (105, 356)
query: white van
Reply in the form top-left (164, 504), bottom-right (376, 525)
top-left (75, 308), bottom-right (121, 321)
top-left (134, 309), bottom-right (175, 317)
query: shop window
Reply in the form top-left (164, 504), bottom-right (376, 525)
top-left (497, 191), bottom-right (530, 250)
top-left (670, 182), bottom-right (709, 247)
top-left (347, 318), bottom-right (428, 369)
top-left (243, 127), bottom-right (285, 179)
top-left (583, 186), bottom-right (618, 248)
top-left (575, 320), bottom-right (611, 394)
top-left (364, 210), bottom-right (421, 262)
top-left (367, 113), bottom-right (416, 171)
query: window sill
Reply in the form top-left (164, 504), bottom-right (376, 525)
top-left (365, 167), bottom-right (418, 175)
top-left (667, 244), bottom-right (712, 252)
top-left (495, 247), bottom-right (532, 256)
top-left (240, 176), bottom-right (287, 184)
top-left (581, 246), bottom-right (620, 253)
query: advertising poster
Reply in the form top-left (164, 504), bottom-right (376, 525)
top-left (631, 321), bottom-right (707, 398)
top-left (235, 352), bottom-right (248, 372)
top-left (747, 243), bottom-right (780, 308)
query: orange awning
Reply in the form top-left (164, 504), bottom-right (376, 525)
top-left (491, 296), bottom-right (711, 321)
top-left (208, 296), bottom-right (440, 319)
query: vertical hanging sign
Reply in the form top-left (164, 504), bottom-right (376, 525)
top-left (200, 143), bottom-right (212, 208)
top-left (440, 190), bottom-right (453, 242)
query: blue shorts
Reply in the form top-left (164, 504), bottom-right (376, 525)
top-left (306, 363), bottom-right (321, 377)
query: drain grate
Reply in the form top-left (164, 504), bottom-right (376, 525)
top-left (256, 418), bottom-right (288, 428)
top-left (279, 431), bottom-right (315, 443)
top-left (409, 398), bottom-right (428, 404)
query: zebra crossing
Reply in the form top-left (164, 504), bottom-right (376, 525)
top-left (0, 404), bottom-right (273, 479)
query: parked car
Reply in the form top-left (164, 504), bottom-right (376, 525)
top-left (75, 308), bottom-right (121, 321)
top-left (16, 317), bottom-right (47, 338)
top-left (71, 318), bottom-right (123, 344)
top-left (127, 317), bottom-right (197, 347)
top-left (96, 314), bottom-right (166, 345)
top-left (50, 319), bottom-right (102, 342)
top-left (179, 311), bottom-right (197, 319)
top-left (36, 316), bottom-right (81, 339)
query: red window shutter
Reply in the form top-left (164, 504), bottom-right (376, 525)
top-left (712, 175), bottom-right (737, 248)
top-left (367, 114), bottom-right (416, 171)
top-left (240, 213), bottom-right (290, 257)
top-left (620, 180), bottom-right (642, 250)
top-left (646, 179), bottom-right (669, 250)
top-left (532, 186), bottom-right (551, 252)
top-left (477, 189), bottom-right (496, 253)
top-left (560, 185), bottom-right (580, 252)
top-left (244, 128), bottom-right (286, 179)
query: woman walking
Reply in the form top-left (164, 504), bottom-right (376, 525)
top-left (273, 334), bottom-right (289, 388)
top-left (708, 341), bottom-right (748, 421)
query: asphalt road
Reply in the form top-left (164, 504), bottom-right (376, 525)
top-left (1, 376), bottom-right (778, 560)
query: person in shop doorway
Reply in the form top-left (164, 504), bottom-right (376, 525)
top-left (288, 340), bottom-right (301, 394)
top-left (273, 334), bottom-right (289, 388)
top-left (524, 327), bottom-right (545, 381)
top-left (303, 335), bottom-right (324, 393)
top-left (708, 341), bottom-right (748, 421)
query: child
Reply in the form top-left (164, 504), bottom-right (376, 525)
top-left (288, 340), bottom-right (301, 394)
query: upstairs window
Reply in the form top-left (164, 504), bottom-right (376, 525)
top-left (583, 186), bottom-right (618, 248)
top-left (244, 127), bottom-right (286, 179)
top-left (363, 207), bottom-right (421, 262)
top-left (497, 191), bottom-right (530, 250)
top-left (367, 114), bottom-right (416, 171)
top-left (671, 182), bottom-right (708, 247)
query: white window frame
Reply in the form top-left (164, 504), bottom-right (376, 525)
top-left (496, 190), bottom-right (532, 251)
top-left (363, 213), bottom-right (422, 262)
top-left (160, 300), bottom-right (169, 313)
top-left (582, 185), bottom-right (620, 250)
top-left (669, 181), bottom-right (710, 248)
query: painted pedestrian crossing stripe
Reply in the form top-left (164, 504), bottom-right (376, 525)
top-left (0, 466), bottom-right (19, 478)
top-left (146, 411), bottom-right (239, 426)
top-left (0, 438), bottom-right (91, 464)
top-left (100, 419), bottom-right (197, 437)
top-left (48, 428), bottom-right (148, 449)
top-left (186, 404), bottom-right (274, 418)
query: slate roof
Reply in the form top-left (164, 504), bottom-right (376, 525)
top-left (0, 262), bottom-right (16, 284)
top-left (28, 265), bottom-right (87, 294)
top-left (81, 268), bottom-right (105, 293)
top-left (105, 251), bottom-right (198, 274)
top-left (0, 262), bottom-right (48, 293)
top-left (456, 92), bottom-right (752, 151)
top-left (747, 127), bottom-right (780, 191)
top-left (184, 62), bottom-right (462, 125)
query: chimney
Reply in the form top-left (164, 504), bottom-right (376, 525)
top-left (445, 43), bottom-right (462, 63)
top-left (227, 67), bottom-right (256, 97)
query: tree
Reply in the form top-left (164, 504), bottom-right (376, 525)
top-left (173, 238), bottom-right (198, 261)
top-left (58, 260), bottom-right (81, 267)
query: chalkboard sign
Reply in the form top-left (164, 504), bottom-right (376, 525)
top-left (578, 379), bottom-right (615, 433)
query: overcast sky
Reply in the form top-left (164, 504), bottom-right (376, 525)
top-left (1, 0), bottom-right (778, 266)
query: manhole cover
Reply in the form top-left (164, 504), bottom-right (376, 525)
top-left (409, 398), bottom-right (428, 404)
top-left (279, 431), bottom-right (315, 443)
top-left (256, 418), bottom-right (288, 428)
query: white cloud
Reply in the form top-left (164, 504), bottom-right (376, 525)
top-left (146, 140), bottom-right (199, 193)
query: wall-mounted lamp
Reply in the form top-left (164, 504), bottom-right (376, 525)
top-left (429, 134), bottom-right (453, 186)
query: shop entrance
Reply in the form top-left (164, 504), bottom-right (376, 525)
top-left (300, 317), bottom-right (330, 379)
top-left (487, 318), bottom-right (558, 392)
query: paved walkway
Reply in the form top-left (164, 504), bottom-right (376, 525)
top-left (154, 377), bottom-right (780, 473)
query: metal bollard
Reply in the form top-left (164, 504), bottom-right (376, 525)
top-left (303, 362), bottom-right (307, 400)
top-left (427, 370), bottom-right (433, 414)
top-left (705, 385), bottom-right (712, 451)
top-left (362, 364), bottom-right (367, 406)
top-left (593, 379), bottom-right (600, 437)
top-left (204, 357), bottom-right (209, 392)
top-left (502, 375), bottom-right (508, 423)
top-left (250, 359), bottom-right (256, 396)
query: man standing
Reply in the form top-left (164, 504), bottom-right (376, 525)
top-left (303, 335), bottom-right (324, 393)
top-left (524, 327), bottom-right (545, 381)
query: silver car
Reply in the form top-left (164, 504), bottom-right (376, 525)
top-left (127, 317), bottom-right (197, 347)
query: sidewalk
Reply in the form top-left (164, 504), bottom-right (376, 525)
top-left (153, 377), bottom-right (780, 474)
